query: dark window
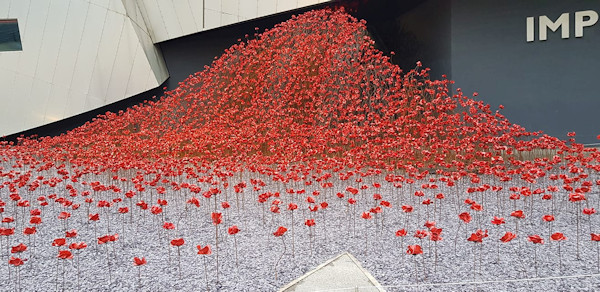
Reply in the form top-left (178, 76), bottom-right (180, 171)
top-left (0, 19), bottom-right (22, 51)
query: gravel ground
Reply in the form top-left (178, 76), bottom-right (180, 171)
top-left (1, 169), bottom-right (600, 291)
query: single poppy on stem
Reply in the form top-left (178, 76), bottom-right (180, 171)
top-left (550, 232), bottom-right (566, 268)
top-left (69, 242), bottom-right (87, 289)
top-left (528, 235), bottom-right (544, 277)
top-left (228, 225), bottom-right (240, 268)
top-left (273, 226), bottom-right (287, 281)
top-left (170, 238), bottom-right (185, 279)
top-left (197, 245), bottom-right (212, 292)
top-left (133, 257), bottom-right (146, 289)
top-left (287, 203), bottom-right (298, 257)
top-left (406, 245), bottom-right (424, 283)
top-left (9, 256), bottom-right (26, 291)
top-left (591, 233), bottom-right (600, 272)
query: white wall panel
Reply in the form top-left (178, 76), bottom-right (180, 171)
top-left (64, 89), bottom-right (86, 118)
top-left (156, 0), bottom-right (183, 40)
top-left (204, 8), bottom-right (221, 29)
top-left (36, 0), bottom-right (70, 84)
top-left (205, 0), bottom-right (221, 11)
top-left (70, 4), bottom-right (107, 95)
top-left (221, 12), bottom-right (238, 26)
top-left (222, 0), bottom-right (239, 16)
top-left (18, 1), bottom-right (48, 77)
top-left (172, 0), bottom-right (198, 35)
top-left (125, 43), bottom-right (151, 96)
top-left (44, 84), bottom-right (70, 124)
top-left (108, 0), bottom-right (127, 14)
top-left (90, 0), bottom-right (110, 9)
top-left (276, 0), bottom-right (297, 12)
top-left (139, 0), bottom-right (169, 42)
top-left (188, 0), bottom-right (204, 31)
top-left (105, 22), bottom-right (138, 103)
top-left (239, 0), bottom-right (258, 20)
top-left (53, 0), bottom-right (89, 88)
top-left (87, 11), bottom-right (125, 100)
top-left (298, 0), bottom-right (318, 6)
top-left (24, 79), bottom-right (51, 130)
top-left (0, 0), bottom-right (9, 18)
top-left (257, 0), bottom-right (277, 17)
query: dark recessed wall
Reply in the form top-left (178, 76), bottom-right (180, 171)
top-left (450, 0), bottom-right (600, 144)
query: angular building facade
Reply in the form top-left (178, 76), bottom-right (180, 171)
top-left (0, 0), bottom-right (330, 137)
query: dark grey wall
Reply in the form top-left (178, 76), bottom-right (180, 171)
top-left (450, 0), bottom-right (600, 143)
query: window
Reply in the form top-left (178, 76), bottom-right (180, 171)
top-left (0, 19), bottom-right (22, 51)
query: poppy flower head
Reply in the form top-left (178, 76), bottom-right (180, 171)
top-left (211, 212), bottom-right (223, 225)
top-left (458, 212), bottom-right (472, 223)
top-left (550, 233), bottom-right (567, 241)
top-left (11, 243), bottom-right (27, 253)
top-left (528, 234), bottom-right (544, 244)
top-left (395, 229), bottom-right (407, 237)
top-left (542, 215), bottom-right (555, 222)
top-left (9, 257), bottom-right (25, 266)
top-left (510, 210), bottom-right (525, 219)
top-left (52, 238), bottom-right (66, 247)
top-left (197, 245), bottom-right (212, 255)
top-left (133, 257), bottom-right (147, 266)
top-left (406, 244), bottom-right (423, 255)
top-left (583, 208), bottom-right (596, 215)
top-left (58, 250), bottom-right (73, 259)
top-left (69, 242), bottom-right (88, 250)
top-left (491, 216), bottom-right (505, 225)
top-left (500, 232), bottom-right (517, 243)
top-left (273, 226), bottom-right (287, 237)
top-left (170, 238), bottom-right (185, 247)
top-left (228, 225), bottom-right (240, 235)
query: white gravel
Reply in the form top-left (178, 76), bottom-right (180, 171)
top-left (1, 168), bottom-right (600, 291)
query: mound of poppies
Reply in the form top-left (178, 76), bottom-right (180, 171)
top-left (1, 7), bottom-right (600, 291)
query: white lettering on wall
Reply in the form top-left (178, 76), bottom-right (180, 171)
top-left (527, 10), bottom-right (598, 42)
top-left (575, 10), bottom-right (599, 37)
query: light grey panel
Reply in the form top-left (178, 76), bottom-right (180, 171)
top-left (64, 89), bottom-right (87, 117)
top-left (298, 0), bottom-right (318, 7)
top-left (108, 0), bottom-right (126, 14)
top-left (222, 0), bottom-right (238, 16)
top-left (188, 0), bottom-right (204, 31)
top-left (90, 0), bottom-right (110, 9)
top-left (87, 10), bottom-right (125, 100)
top-left (53, 0), bottom-right (89, 88)
top-left (276, 0), bottom-right (296, 12)
top-left (23, 78), bottom-right (51, 130)
top-left (156, 0), bottom-right (183, 39)
top-left (205, 0), bottom-right (221, 11)
top-left (125, 42), bottom-right (149, 96)
top-left (44, 84), bottom-right (69, 124)
top-left (70, 4), bottom-right (107, 95)
top-left (36, 0), bottom-right (70, 84)
top-left (221, 12), bottom-right (238, 25)
top-left (105, 21), bottom-right (138, 103)
top-left (204, 8), bottom-right (221, 29)
top-left (239, 0), bottom-right (258, 20)
top-left (0, 0), bottom-right (9, 18)
top-left (140, 0), bottom-right (169, 42)
top-left (18, 0), bottom-right (49, 77)
top-left (173, 0), bottom-right (198, 35)
top-left (257, 0), bottom-right (276, 17)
